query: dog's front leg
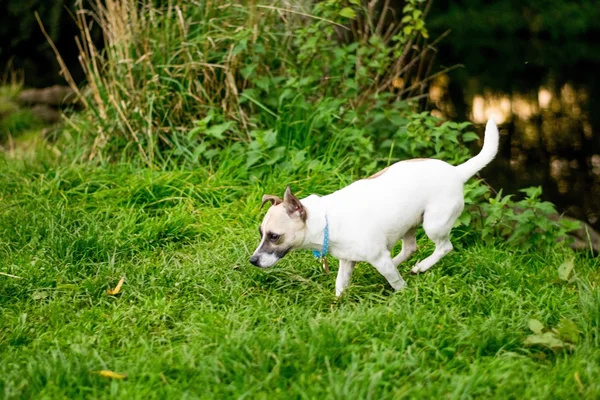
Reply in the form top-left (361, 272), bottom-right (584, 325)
top-left (335, 259), bottom-right (356, 297)
top-left (372, 253), bottom-right (407, 291)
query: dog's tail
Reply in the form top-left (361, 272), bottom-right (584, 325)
top-left (455, 118), bottom-right (499, 182)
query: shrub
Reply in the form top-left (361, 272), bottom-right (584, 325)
top-left (53, 0), bottom-right (440, 167)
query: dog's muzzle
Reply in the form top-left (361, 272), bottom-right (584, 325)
top-left (249, 255), bottom-right (260, 266)
top-left (249, 250), bottom-right (286, 268)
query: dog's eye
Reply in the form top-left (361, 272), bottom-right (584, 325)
top-left (268, 233), bottom-right (280, 242)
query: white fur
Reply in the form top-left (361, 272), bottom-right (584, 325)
top-left (256, 251), bottom-right (279, 268)
top-left (295, 119), bottom-right (499, 296)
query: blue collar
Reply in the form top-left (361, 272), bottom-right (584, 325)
top-left (312, 216), bottom-right (329, 259)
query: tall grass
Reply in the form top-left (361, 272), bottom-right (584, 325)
top-left (44, 0), bottom-right (445, 167)
top-left (70, 1), bottom-right (281, 164)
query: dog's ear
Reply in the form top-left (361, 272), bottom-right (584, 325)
top-left (261, 194), bottom-right (283, 209)
top-left (283, 185), bottom-right (306, 221)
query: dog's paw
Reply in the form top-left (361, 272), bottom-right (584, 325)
top-left (410, 262), bottom-right (425, 274)
top-left (392, 279), bottom-right (407, 291)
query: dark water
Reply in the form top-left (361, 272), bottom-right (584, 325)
top-left (428, 2), bottom-right (600, 230)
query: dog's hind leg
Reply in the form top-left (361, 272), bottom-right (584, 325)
top-left (336, 259), bottom-right (356, 297)
top-left (371, 253), bottom-right (407, 291)
top-left (410, 237), bottom-right (452, 274)
top-left (393, 227), bottom-right (417, 267)
top-left (410, 203), bottom-right (461, 274)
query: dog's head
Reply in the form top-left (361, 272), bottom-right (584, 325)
top-left (249, 186), bottom-right (307, 268)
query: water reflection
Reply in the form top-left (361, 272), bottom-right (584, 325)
top-left (429, 77), bottom-right (600, 229)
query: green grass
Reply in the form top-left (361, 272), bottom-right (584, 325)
top-left (4, 1), bottom-right (596, 397)
top-left (1, 156), bottom-right (599, 399)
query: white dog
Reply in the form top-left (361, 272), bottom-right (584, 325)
top-left (250, 119), bottom-right (499, 296)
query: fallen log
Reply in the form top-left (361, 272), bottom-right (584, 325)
top-left (18, 85), bottom-right (76, 107)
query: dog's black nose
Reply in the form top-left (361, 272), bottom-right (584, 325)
top-left (249, 255), bottom-right (260, 266)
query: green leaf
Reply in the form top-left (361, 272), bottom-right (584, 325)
top-left (524, 332), bottom-right (565, 351)
top-left (339, 7), bottom-right (356, 19)
top-left (187, 126), bottom-right (205, 138)
top-left (348, 0), bottom-right (361, 4)
top-left (528, 319), bottom-right (544, 334)
top-left (32, 291), bottom-right (49, 300)
top-left (535, 202), bottom-right (557, 215)
top-left (203, 149), bottom-right (219, 160)
top-left (557, 258), bottom-right (575, 281)
top-left (265, 146), bottom-right (286, 165)
top-left (206, 122), bottom-right (234, 139)
top-left (262, 129), bottom-right (278, 149)
top-left (462, 132), bottom-right (480, 142)
top-left (520, 186), bottom-right (542, 199)
top-left (239, 88), bottom-right (258, 104)
top-left (455, 211), bottom-right (472, 227)
top-left (246, 151), bottom-right (262, 168)
top-left (343, 78), bottom-right (358, 90)
top-left (240, 63), bottom-right (257, 79)
top-left (307, 160), bottom-right (321, 171)
top-left (292, 150), bottom-right (306, 165)
top-left (253, 76), bottom-right (271, 92)
top-left (232, 38), bottom-right (248, 56)
top-left (557, 318), bottom-right (580, 343)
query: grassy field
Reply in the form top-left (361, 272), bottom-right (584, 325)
top-left (1, 1), bottom-right (599, 398)
top-left (1, 154), bottom-right (599, 399)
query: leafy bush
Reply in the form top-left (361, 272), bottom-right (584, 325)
top-left (57, 0), bottom-right (439, 167)
top-left (478, 187), bottom-right (581, 250)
